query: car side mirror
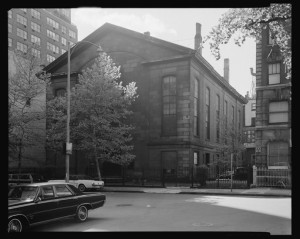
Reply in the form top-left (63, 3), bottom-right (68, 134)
top-left (35, 197), bottom-right (42, 203)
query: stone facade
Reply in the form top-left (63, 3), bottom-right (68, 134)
top-left (44, 23), bottom-right (247, 179)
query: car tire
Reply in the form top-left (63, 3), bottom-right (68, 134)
top-left (8, 218), bottom-right (23, 232)
top-left (78, 184), bottom-right (86, 192)
top-left (76, 205), bottom-right (88, 222)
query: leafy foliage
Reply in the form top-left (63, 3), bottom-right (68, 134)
top-left (9, 47), bottom-right (51, 169)
top-left (47, 47), bottom-right (138, 179)
top-left (203, 4), bottom-right (291, 79)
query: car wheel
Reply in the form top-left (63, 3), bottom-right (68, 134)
top-left (78, 184), bottom-right (86, 192)
top-left (8, 218), bottom-right (23, 232)
top-left (76, 205), bottom-right (88, 222)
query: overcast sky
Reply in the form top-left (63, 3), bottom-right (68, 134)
top-left (71, 8), bottom-right (256, 97)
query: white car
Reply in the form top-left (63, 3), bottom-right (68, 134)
top-left (49, 175), bottom-right (104, 192)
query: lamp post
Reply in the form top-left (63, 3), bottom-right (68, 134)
top-left (65, 40), bottom-right (101, 183)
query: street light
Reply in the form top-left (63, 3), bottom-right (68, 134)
top-left (65, 40), bottom-right (101, 183)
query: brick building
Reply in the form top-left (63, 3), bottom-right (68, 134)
top-left (44, 23), bottom-right (247, 179)
top-left (255, 24), bottom-right (291, 169)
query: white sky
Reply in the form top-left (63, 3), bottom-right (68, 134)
top-left (71, 8), bottom-right (256, 97)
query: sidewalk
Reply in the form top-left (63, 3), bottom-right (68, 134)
top-left (102, 186), bottom-right (291, 197)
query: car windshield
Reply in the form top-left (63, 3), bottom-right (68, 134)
top-left (8, 186), bottom-right (38, 202)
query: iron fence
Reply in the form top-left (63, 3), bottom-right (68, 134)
top-left (255, 167), bottom-right (291, 188)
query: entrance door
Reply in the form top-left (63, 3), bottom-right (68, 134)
top-left (162, 151), bottom-right (177, 186)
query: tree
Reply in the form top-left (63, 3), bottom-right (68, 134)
top-left (203, 4), bottom-right (292, 79)
top-left (47, 48), bottom-right (138, 180)
top-left (9, 46), bottom-right (51, 172)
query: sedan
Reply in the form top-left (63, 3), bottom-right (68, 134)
top-left (49, 174), bottom-right (104, 192)
top-left (8, 182), bottom-right (106, 232)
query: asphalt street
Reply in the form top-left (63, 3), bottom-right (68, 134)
top-left (29, 192), bottom-right (291, 234)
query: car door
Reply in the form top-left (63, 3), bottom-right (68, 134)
top-left (29, 185), bottom-right (59, 224)
top-left (54, 184), bottom-right (78, 218)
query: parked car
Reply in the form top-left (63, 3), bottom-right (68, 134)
top-left (8, 173), bottom-right (47, 187)
top-left (218, 171), bottom-right (234, 179)
top-left (49, 174), bottom-right (104, 192)
top-left (8, 182), bottom-right (106, 232)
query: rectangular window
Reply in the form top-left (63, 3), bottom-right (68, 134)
top-left (251, 103), bottom-right (256, 111)
top-left (61, 37), bottom-right (67, 46)
top-left (205, 87), bottom-right (210, 140)
top-left (216, 94), bottom-right (220, 142)
top-left (31, 48), bottom-right (40, 58)
top-left (232, 106), bottom-right (234, 127)
top-left (268, 63), bottom-right (280, 85)
top-left (194, 78), bottom-right (199, 136)
top-left (31, 9), bottom-right (40, 19)
top-left (224, 100), bottom-right (228, 144)
top-left (8, 10), bottom-right (12, 18)
top-left (47, 30), bottom-right (59, 42)
top-left (31, 22), bottom-right (41, 33)
top-left (17, 14), bottom-right (27, 26)
top-left (47, 54), bottom-right (55, 63)
top-left (269, 101), bottom-right (288, 123)
top-left (251, 117), bottom-right (255, 126)
top-left (162, 76), bottom-right (177, 136)
top-left (268, 141), bottom-right (289, 168)
top-left (8, 23), bottom-right (12, 33)
top-left (205, 153), bottom-right (210, 166)
top-left (17, 28), bottom-right (27, 40)
top-left (69, 29), bottom-right (76, 39)
top-left (47, 42), bottom-right (59, 54)
top-left (8, 38), bottom-right (12, 47)
top-left (61, 25), bottom-right (66, 34)
top-left (17, 42), bottom-right (27, 53)
top-left (47, 17), bottom-right (59, 29)
top-left (31, 35), bottom-right (40, 46)
top-left (194, 152), bottom-right (199, 165)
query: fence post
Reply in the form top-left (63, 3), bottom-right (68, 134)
top-left (253, 165), bottom-right (257, 186)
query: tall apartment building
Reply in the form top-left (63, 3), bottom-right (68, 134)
top-left (8, 9), bottom-right (78, 172)
top-left (8, 8), bottom-right (78, 65)
top-left (255, 24), bottom-right (291, 169)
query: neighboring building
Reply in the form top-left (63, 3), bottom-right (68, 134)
top-left (8, 8), bottom-right (78, 65)
top-left (242, 91), bottom-right (256, 166)
top-left (43, 22), bottom-right (247, 179)
top-left (8, 8), bottom-right (78, 172)
top-left (255, 23), bottom-right (291, 169)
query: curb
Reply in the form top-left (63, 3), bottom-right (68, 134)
top-left (102, 189), bottom-right (291, 197)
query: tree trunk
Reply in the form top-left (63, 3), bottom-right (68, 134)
top-left (94, 145), bottom-right (102, 181)
top-left (18, 140), bottom-right (22, 174)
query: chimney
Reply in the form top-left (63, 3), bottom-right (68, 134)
top-left (144, 31), bottom-right (150, 36)
top-left (224, 58), bottom-right (229, 83)
top-left (194, 22), bottom-right (202, 55)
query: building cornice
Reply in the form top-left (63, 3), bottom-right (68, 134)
top-left (256, 83), bottom-right (291, 91)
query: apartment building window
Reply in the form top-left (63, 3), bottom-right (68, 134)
top-left (61, 25), bottom-right (66, 34)
top-left (268, 63), bottom-right (280, 85)
top-left (31, 48), bottom-right (40, 58)
top-left (17, 28), bottom-right (27, 40)
top-left (47, 54), bottom-right (55, 63)
top-left (47, 17), bottom-right (59, 29)
top-left (8, 38), bottom-right (12, 47)
top-left (205, 87), bottom-right (210, 140)
top-left (251, 117), bottom-right (255, 126)
top-left (62, 9), bottom-right (70, 18)
top-left (268, 141), bottom-right (289, 168)
top-left (47, 42), bottom-right (59, 54)
top-left (69, 29), bottom-right (76, 39)
top-left (47, 30), bottom-right (59, 42)
top-left (269, 101), bottom-right (288, 124)
top-left (251, 103), bottom-right (256, 111)
top-left (61, 37), bottom-right (67, 46)
top-left (224, 100), bottom-right (228, 144)
top-left (31, 35), bottom-right (41, 46)
top-left (8, 10), bottom-right (12, 18)
top-left (232, 106), bottom-right (235, 127)
top-left (194, 78), bottom-right (199, 136)
top-left (194, 152), bottom-right (199, 165)
top-left (17, 42), bottom-right (27, 53)
top-left (216, 94), bottom-right (220, 143)
top-left (162, 76), bottom-right (177, 136)
top-left (31, 22), bottom-right (41, 33)
top-left (17, 14), bottom-right (27, 27)
top-left (61, 49), bottom-right (66, 54)
top-left (238, 109), bottom-right (241, 132)
top-left (31, 9), bottom-right (40, 19)
top-left (8, 23), bottom-right (12, 33)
